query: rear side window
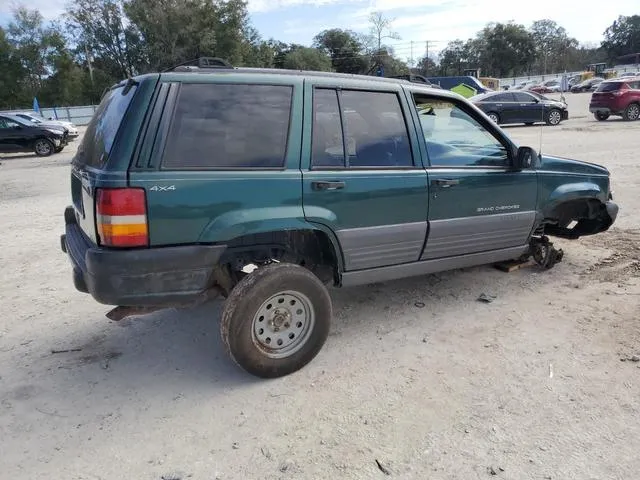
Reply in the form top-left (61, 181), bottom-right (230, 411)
top-left (162, 83), bottom-right (293, 169)
top-left (76, 84), bottom-right (137, 168)
top-left (596, 82), bottom-right (624, 92)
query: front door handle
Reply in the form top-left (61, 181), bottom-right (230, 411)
top-left (432, 178), bottom-right (460, 187)
top-left (312, 180), bottom-right (346, 191)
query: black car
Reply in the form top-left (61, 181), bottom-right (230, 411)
top-left (0, 114), bottom-right (68, 156)
top-left (570, 77), bottom-right (604, 93)
top-left (469, 90), bottom-right (569, 126)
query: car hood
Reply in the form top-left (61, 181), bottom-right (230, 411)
top-left (38, 121), bottom-right (69, 130)
top-left (539, 154), bottom-right (609, 176)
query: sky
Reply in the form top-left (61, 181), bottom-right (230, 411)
top-left (1, 0), bottom-right (638, 62)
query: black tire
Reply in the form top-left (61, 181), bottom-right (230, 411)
top-left (55, 146), bottom-right (64, 153)
top-left (594, 112), bottom-right (609, 121)
top-left (487, 112), bottom-right (500, 124)
top-left (221, 263), bottom-right (332, 378)
top-left (622, 103), bottom-right (640, 121)
top-left (34, 138), bottom-right (54, 157)
top-left (545, 108), bottom-right (562, 126)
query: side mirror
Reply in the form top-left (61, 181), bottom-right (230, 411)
top-left (514, 146), bottom-right (537, 170)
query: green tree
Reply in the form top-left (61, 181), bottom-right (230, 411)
top-left (477, 22), bottom-right (536, 77)
top-left (530, 19), bottom-right (578, 73)
top-left (601, 15), bottom-right (640, 61)
top-left (66, 0), bottom-right (144, 79)
top-left (0, 26), bottom-right (29, 109)
top-left (438, 40), bottom-right (468, 75)
top-left (282, 47), bottom-right (332, 71)
top-left (313, 29), bottom-right (368, 74)
top-left (415, 55), bottom-right (437, 76)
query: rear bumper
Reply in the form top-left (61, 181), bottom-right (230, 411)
top-left (60, 206), bottom-right (227, 307)
top-left (562, 110), bottom-right (569, 120)
top-left (590, 106), bottom-right (612, 114)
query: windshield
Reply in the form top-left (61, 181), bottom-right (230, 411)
top-left (4, 115), bottom-right (33, 126)
top-left (74, 83), bottom-right (138, 168)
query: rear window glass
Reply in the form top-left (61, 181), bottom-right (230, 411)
top-left (162, 83), bottom-right (293, 169)
top-left (75, 84), bottom-right (137, 168)
top-left (597, 82), bottom-right (624, 92)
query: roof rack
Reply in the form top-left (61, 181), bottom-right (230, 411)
top-left (163, 57), bottom-right (234, 73)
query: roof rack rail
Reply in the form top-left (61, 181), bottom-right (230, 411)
top-left (163, 57), bottom-right (234, 73)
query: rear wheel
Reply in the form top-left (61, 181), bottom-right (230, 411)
top-left (221, 263), bottom-right (331, 378)
top-left (546, 109), bottom-right (562, 126)
top-left (487, 112), bottom-right (500, 124)
top-left (34, 138), bottom-right (54, 157)
top-left (622, 103), bottom-right (640, 121)
top-left (594, 112), bottom-right (610, 121)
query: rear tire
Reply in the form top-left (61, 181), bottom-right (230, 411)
top-left (594, 112), bottom-right (609, 121)
top-left (221, 263), bottom-right (331, 378)
top-left (34, 138), bottom-right (54, 157)
top-left (55, 146), bottom-right (64, 153)
top-left (622, 103), bottom-right (640, 121)
top-left (546, 109), bottom-right (562, 126)
top-left (487, 112), bottom-right (500, 124)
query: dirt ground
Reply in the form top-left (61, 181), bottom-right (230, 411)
top-left (1, 92), bottom-right (639, 480)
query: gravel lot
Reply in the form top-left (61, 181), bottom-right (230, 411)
top-left (1, 92), bottom-right (639, 480)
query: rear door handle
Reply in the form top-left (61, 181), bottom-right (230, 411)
top-left (312, 180), bottom-right (345, 191)
top-left (432, 179), bottom-right (460, 187)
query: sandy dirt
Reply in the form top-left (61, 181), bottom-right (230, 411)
top-left (1, 93), bottom-right (639, 480)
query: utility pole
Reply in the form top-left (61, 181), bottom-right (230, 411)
top-left (410, 40), bottom-right (414, 72)
top-left (85, 44), bottom-right (94, 86)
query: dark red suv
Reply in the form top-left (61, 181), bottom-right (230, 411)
top-left (589, 77), bottom-right (640, 121)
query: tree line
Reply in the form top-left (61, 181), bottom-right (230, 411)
top-left (0, 0), bottom-right (638, 110)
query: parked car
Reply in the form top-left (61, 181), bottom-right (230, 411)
top-left (571, 77), bottom-right (604, 93)
top-left (617, 72), bottom-right (640, 78)
top-left (0, 114), bottom-right (68, 156)
top-left (60, 60), bottom-right (618, 378)
top-left (469, 90), bottom-right (569, 126)
top-left (13, 111), bottom-right (79, 139)
top-left (589, 76), bottom-right (640, 121)
top-left (513, 80), bottom-right (538, 90)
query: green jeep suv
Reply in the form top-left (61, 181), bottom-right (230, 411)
top-left (60, 59), bottom-right (618, 378)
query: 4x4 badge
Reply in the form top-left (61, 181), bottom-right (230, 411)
top-left (149, 185), bottom-right (176, 192)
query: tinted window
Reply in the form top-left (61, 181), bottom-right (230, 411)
top-left (596, 82), bottom-right (623, 92)
top-left (513, 92), bottom-right (535, 102)
top-left (412, 94), bottom-right (508, 168)
top-left (162, 84), bottom-right (293, 169)
top-left (312, 89), bottom-right (345, 168)
top-left (0, 117), bottom-right (21, 129)
top-left (487, 93), bottom-right (513, 102)
top-left (340, 90), bottom-right (412, 168)
top-left (75, 84), bottom-right (137, 168)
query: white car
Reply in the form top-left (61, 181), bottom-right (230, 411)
top-left (13, 112), bottom-right (79, 139)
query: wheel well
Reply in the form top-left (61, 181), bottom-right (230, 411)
top-left (220, 229), bottom-right (341, 288)
top-left (543, 198), bottom-right (612, 239)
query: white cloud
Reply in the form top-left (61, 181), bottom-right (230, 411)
top-left (0, 0), bottom-right (66, 19)
top-left (247, 0), bottom-right (344, 13)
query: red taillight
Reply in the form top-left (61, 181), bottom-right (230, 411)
top-left (96, 188), bottom-right (148, 247)
top-left (613, 83), bottom-right (630, 96)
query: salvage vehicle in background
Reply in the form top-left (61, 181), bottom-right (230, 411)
top-left (60, 59), bottom-right (618, 379)
top-left (0, 114), bottom-right (68, 156)
top-left (13, 112), bottom-right (79, 139)
top-left (571, 77), bottom-right (604, 93)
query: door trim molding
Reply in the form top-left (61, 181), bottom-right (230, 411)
top-left (340, 245), bottom-right (528, 287)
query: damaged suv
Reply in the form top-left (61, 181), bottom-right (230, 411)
top-left (60, 59), bottom-right (618, 378)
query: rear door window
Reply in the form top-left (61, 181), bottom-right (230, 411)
top-left (75, 84), bottom-right (138, 168)
top-left (161, 83), bottom-right (293, 169)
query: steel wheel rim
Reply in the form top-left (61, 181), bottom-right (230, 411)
top-left (628, 105), bottom-right (640, 120)
top-left (488, 113), bottom-right (498, 123)
top-left (251, 290), bottom-right (315, 359)
top-left (549, 110), bottom-right (561, 125)
top-left (35, 140), bottom-right (51, 155)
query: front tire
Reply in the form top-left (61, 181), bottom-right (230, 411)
top-left (34, 138), bottom-right (54, 157)
top-left (594, 112), bottom-right (610, 121)
top-left (546, 109), bottom-right (562, 126)
top-left (622, 103), bottom-right (640, 121)
top-left (221, 263), bottom-right (332, 378)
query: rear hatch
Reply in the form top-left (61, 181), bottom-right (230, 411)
top-left (591, 81), bottom-right (627, 105)
top-left (70, 81), bottom-right (141, 244)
